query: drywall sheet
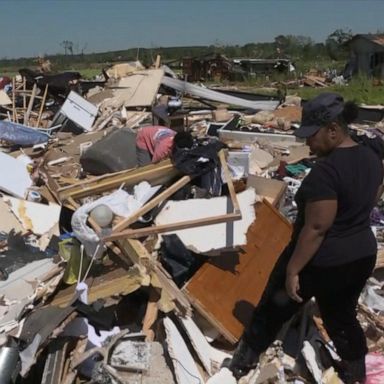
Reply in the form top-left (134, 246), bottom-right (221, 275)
top-left (155, 188), bottom-right (257, 253)
top-left (3, 196), bottom-right (61, 235)
top-left (0, 151), bottom-right (32, 198)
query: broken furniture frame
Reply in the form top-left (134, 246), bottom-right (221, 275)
top-left (59, 160), bottom-right (194, 315)
top-left (6, 79), bottom-right (49, 127)
top-left (58, 151), bottom-right (240, 317)
top-left (104, 150), bottom-right (242, 241)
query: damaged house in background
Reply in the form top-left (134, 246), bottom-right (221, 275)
top-left (345, 34), bottom-right (384, 78)
top-left (182, 53), bottom-right (295, 82)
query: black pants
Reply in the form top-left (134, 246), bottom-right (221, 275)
top-left (244, 246), bottom-right (376, 361)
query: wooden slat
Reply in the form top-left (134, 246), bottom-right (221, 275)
top-left (112, 175), bottom-right (192, 233)
top-left (105, 212), bottom-right (242, 241)
top-left (219, 150), bottom-right (241, 214)
top-left (57, 160), bottom-right (180, 202)
top-left (24, 83), bottom-right (37, 125)
top-left (107, 152), bottom-right (241, 241)
top-left (36, 84), bottom-right (48, 128)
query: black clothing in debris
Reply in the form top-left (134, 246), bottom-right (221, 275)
top-left (159, 234), bottom-right (207, 287)
top-left (293, 145), bottom-right (383, 266)
top-left (171, 138), bottom-right (225, 196)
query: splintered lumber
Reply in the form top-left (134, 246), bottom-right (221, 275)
top-left (65, 197), bottom-right (191, 315)
top-left (117, 238), bottom-right (192, 316)
top-left (105, 150), bottom-right (242, 241)
top-left (36, 85), bottom-right (48, 128)
top-left (184, 200), bottom-right (292, 343)
top-left (105, 212), bottom-right (242, 241)
top-left (24, 84), bottom-right (37, 125)
top-left (219, 150), bottom-right (240, 214)
top-left (51, 264), bottom-right (145, 307)
top-left (112, 174), bottom-right (192, 233)
top-left (57, 159), bottom-right (180, 202)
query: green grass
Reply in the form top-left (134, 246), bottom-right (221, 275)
top-left (289, 76), bottom-right (384, 105)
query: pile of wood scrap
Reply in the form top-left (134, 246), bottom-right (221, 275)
top-left (0, 62), bottom-right (383, 384)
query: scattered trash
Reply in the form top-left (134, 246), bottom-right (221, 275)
top-left (0, 59), bottom-right (382, 384)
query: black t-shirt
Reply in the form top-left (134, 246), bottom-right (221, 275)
top-left (293, 145), bottom-right (383, 267)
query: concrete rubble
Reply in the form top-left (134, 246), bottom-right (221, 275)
top-left (0, 59), bottom-right (383, 384)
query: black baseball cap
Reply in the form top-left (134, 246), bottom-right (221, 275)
top-left (295, 92), bottom-right (345, 138)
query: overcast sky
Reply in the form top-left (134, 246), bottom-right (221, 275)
top-left (1, 0), bottom-right (383, 58)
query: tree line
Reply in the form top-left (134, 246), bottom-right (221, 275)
top-left (0, 29), bottom-right (357, 73)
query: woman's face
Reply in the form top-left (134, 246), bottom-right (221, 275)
top-left (306, 125), bottom-right (335, 156)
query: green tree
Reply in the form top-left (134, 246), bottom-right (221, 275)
top-left (325, 29), bottom-right (353, 60)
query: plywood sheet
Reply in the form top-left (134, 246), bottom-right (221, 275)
top-left (184, 200), bottom-right (292, 343)
top-left (114, 69), bottom-right (164, 107)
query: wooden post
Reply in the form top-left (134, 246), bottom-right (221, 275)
top-left (23, 77), bottom-right (26, 110)
top-left (36, 85), bottom-right (48, 127)
top-left (24, 84), bottom-right (37, 126)
top-left (12, 78), bottom-right (16, 122)
top-left (155, 55), bottom-right (161, 69)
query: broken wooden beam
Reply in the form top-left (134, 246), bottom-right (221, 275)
top-left (112, 174), bottom-right (192, 233)
top-left (57, 160), bottom-right (180, 202)
top-left (105, 212), bottom-right (242, 241)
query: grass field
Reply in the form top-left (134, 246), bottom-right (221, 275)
top-left (289, 76), bottom-right (384, 105)
top-left (1, 64), bottom-right (383, 105)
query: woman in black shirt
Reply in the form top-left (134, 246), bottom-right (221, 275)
top-left (229, 93), bottom-right (383, 384)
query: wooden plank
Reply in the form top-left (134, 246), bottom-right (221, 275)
top-left (12, 78), bottom-right (16, 122)
top-left (184, 200), bottom-right (292, 343)
top-left (116, 238), bottom-right (151, 267)
top-left (24, 84), bottom-right (37, 125)
top-left (219, 150), bottom-right (241, 214)
top-left (116, 239), bottom-right (192, 316)
top-left (107, 154), bottom-right (242, 241)
top-left (114, 69), bottom-right (164, 108)
top-left (36, 85), bottom-right (48, 128)
top-left (57, 160), bottom-right (180, 202)
top-left (51, 265), bottom-right (144, 307)
top-left (41, 338), bottom-right (70, 384)
top-left (112, 175), bottom-right (192, 233)
top-left (105, 212), bottom-right (241, 241)
top-left (23, 78), bottom-right (26, 110)
top-left (63, 195), bottom-right (191, 316)
top-left (155, 55), bottom-right (161, 69)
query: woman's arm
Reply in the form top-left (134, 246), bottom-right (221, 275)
top-left (286, 199), bottom-right (337, 302)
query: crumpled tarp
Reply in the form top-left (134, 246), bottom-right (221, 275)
top-left (0, 120), bottom-right (49, 146)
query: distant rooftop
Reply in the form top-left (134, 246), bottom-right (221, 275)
top-left (351, 34), bottom-right (384, 46)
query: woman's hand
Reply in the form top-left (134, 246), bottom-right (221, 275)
top-left (285, 273), bottom-right (303, 303)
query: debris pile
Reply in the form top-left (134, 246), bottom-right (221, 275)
top-left (0, 59), bottom-right (383, 384)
